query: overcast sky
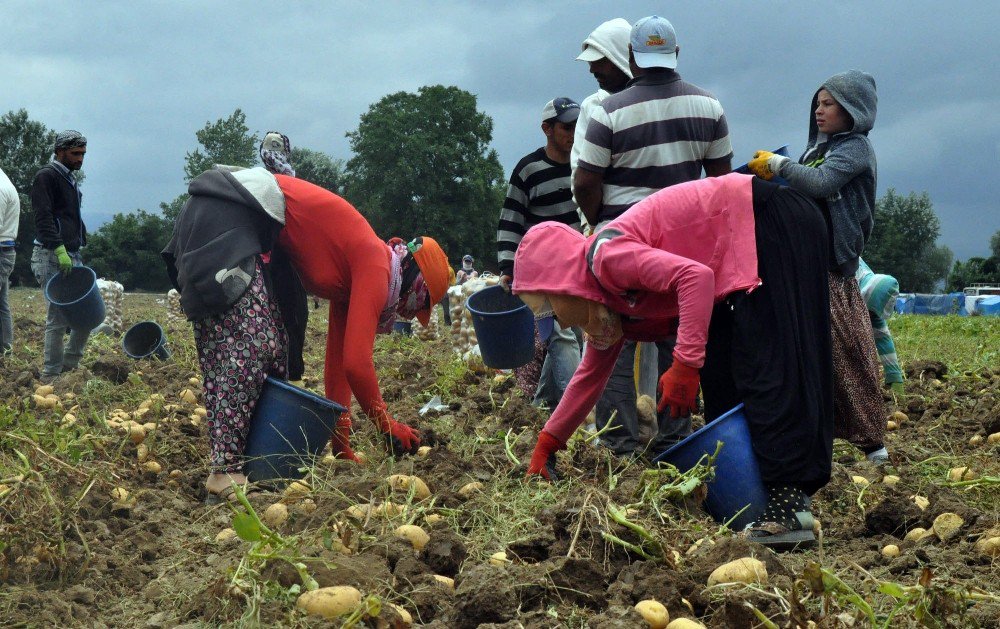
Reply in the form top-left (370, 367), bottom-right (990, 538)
top-left (2, 1), bottom-right (997, 260)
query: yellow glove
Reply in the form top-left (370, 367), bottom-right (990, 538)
top-left (747, 150), bottom-right (789, 181)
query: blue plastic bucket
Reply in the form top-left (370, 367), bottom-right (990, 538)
top-left (393, 320), bottom-right (413, 336)
top-left (244, 378), bottom-right (348, 482)
top-left (44, 266), bottom-right (106, 331)
top-left (122, 321), bottom-right (171, 360)
top-left (735, 145), bottom-right (790, 185)
top-left (652, 404), bottom-right (768, 530)
top-left (465, 285), bottom-right (534, 369)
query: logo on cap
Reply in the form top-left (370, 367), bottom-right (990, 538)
top-left (646, 35), bottom-right (665, 46)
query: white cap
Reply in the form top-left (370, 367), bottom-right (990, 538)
top-left (630, 15), bottom-right (678, 69)
top-left (576, 45), bottom-right (605, 62)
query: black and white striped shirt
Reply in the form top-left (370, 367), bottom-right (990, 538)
top-left (576, 73), bottom-right (732, 223)
top-left (497, 148), bottom-right (581, 276)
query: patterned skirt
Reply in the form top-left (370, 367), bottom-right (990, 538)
top-left (193, 263), bottom-right (287, 472)
top-left (829, 272), bottom-right (886, 450)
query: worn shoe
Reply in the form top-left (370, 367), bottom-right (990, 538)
top-left (740, 511), bottom-right (817, 551)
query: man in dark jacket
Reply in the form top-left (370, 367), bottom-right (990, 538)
top-left (30, 130), bottom-right (91, 382)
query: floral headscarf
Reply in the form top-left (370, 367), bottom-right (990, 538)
top-left (259, 132), bottom-right (296, 176)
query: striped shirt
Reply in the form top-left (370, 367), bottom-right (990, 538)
top-left (497, 148), bottom-right (580, 276)
top-left (576, 72), bottom-right (732, 222)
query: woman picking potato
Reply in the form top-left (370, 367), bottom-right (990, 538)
top-left (515, 173), bottom-right (833, 549)
top-left (163, 167), bottom-right (449, 501)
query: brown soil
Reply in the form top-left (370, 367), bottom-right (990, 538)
top-left (1, 291), bottom-right (997, 628)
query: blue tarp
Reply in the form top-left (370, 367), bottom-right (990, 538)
top-left (974, 295), bottom-right (1000, 316)
top-left (895, 293), bottom-right (966, 315)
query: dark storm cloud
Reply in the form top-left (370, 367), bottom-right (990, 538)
top-left (1, 1), bottom-right (996, 259)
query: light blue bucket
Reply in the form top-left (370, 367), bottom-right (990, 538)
top-left (465, 285), bottom-right (534, 369)
top-left (652, 404), bottom-right (768, 530)
top-left (44, 266), bottom-right (106, 331)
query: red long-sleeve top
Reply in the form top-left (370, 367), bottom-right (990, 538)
top-left (274, 175), bottom-right (392, 425)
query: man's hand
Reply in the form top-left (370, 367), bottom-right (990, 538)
top-left (747, 151), bottom-right (789, 181)
top-left (54, 245), bottom-right (73, 274)
top-left (526, 430), bottom-right (564, 481)
top-left (499, 274), bottom-right (512, 293)
top-left (657, 359), bottom-right (700, 418)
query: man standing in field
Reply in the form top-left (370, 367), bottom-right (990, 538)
top-left (571, 17), bottom-right (633, 232)
top-left (30, 130), bottom-right (92, 383)
top-left (498, 98), bottom-right (583, 408)
top-left (0, 164), bottom-right (19, 356)
top-left (574, 16), bottom-right (733, 458)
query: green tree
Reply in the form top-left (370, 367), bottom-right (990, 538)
top-left (0, 109), bottom-right (57, 286)
top-left (291, 147), bottom-right (345, 194)
top-left (344, 85), bottom-right (506, 266)
top-left (864, 189), bottom-right (950, 292)
top-left (183, 108), bottom-right (258, 181)
top-left (86, 210), bottom-right (173, 291)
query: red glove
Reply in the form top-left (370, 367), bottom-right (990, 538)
top-left (526, 430), bottom-right (564, 481)
top-left (371, 405), bottom-right (421, 456)
top-left (657, 359), bottom-right (700, 418)
top-left (330, 414), bottom-right (361, 463)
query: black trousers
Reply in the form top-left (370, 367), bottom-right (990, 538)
top-left (700, 179), bottom-right (833, 495)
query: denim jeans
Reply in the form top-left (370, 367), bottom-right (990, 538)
top-left (532, 321), bottom-right (581, 408)
top-left (0, 248), bottom-right (14, 352)
top-left (595, 338), bottom-right (692, 457)
top-left (31, 246), bottom-right (91, 377)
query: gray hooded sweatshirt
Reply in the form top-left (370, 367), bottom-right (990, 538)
top-left (776, 69), bottom-right (878, 276)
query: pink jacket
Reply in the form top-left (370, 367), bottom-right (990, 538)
top-left (512, 173), bottom-right (761, 443)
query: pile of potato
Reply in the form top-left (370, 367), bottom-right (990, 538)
top-left (166, 289), bottom-right (185, 322)
top-left (96, 279), bottom-right (124, 334)
top-left (449, 275), bottom-right (499, 358)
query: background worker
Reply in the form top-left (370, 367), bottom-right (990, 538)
top-left (856, 258), bottom-right (905, 397)
top-left (0, 164), bottom-right (18, 355)
top-left (30, 130), bottom-right (93, 383)
top-left (498, 97), bottom-right (583, 408)
top-left (258, 131), bottom-right (309, 386)
top-left (573, 16), bottom-right (733, 456)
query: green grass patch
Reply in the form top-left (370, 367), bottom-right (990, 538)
top-left (889, 314), bottom-right (999, 372)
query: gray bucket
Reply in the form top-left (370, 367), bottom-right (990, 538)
top-left (122, 321), bottom-right (171, 360)
top-left (44, 266), bottom-right (106, 331)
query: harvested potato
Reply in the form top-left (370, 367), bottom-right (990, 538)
top-left (904, 527), bottom-right (930, 543)
top-left (129, 425), bottom-right (146, 445)
top-left (389, 603), bottom-right (412, 627)
top-left (283, 480), bottom-right (311, 502)
top-left (969, 435), bottom-right (984, 446)
top-left (143, 461), bottom-right (162, 474)
top-left (263, 503), bottom-right (289, 527)
top-left (387, 474), bottom-right (431, 500)
top-left (931, 512), bottom-right (964, 541)
top-left (882, 474), bottom-right (900, 487)
top-left (988, 432), bottom-right (1000, 445)
top-left (975, 536), bottom-right (1000, 557)
top-left (488, 551), bottom-right (510, 566)
top-left (634, 599), bottom-right (669, 628)
top-left (886, 420), bottom-right (898, 431)
top-left (912, 495), bottom-right (929, 511)
top-left (707, 557), bottom-right (768, 586)
top-left (416, 445), bottom-right (432, 457)
top-left (395, 524), bottom-right (430, 550)
top-left (424, 514), bottom-right (445, 526)
top-left (136, 443), bottom-right (149, 462)
top-left (432, 574), bottom-right (455, 590)
top-left (851, 475), bottom-right (870, 487)
top-left (33, 394), bottom-right (58, 410)
top-left (188, 376), bottom-right (200, 387)
top-left (891, 411), bottom-right (907, 423)
top-left (296, 585), bottom-right (362, 619)
top-left (947, 467), bottom-right (977, 482)
top-left (881, 544), bottom-right (900, 558)
top-left (111, 487), bottom-right (130, 503)
top-left (457, 481), bottom-right (483, 498)
top-left (61, 412), bottom-right (77, 426)
top-left (179, 388), bottom-right (198, 404)
top-left (296, 499), bottom-right (317, 515)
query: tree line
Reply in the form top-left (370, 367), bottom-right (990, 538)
top-left (1, 92), bottom-right (996, 294)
